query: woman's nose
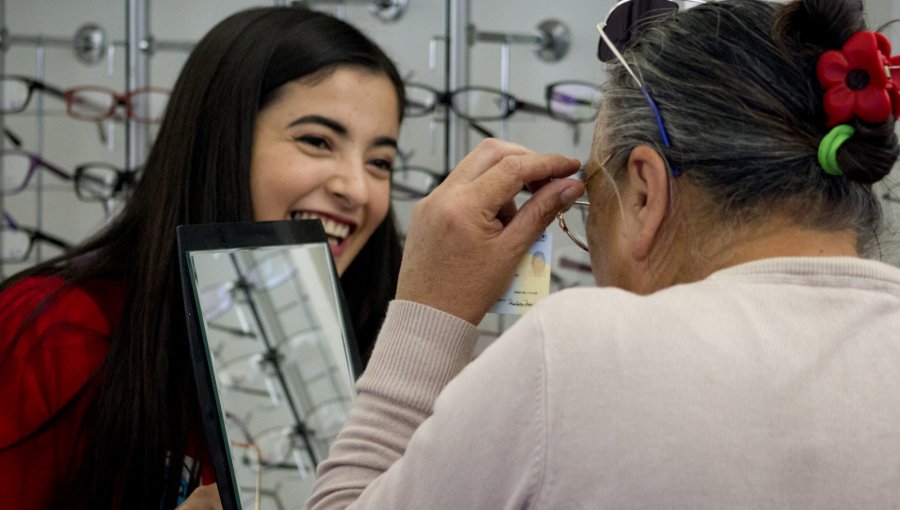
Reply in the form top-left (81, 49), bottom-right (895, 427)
top-left (325, 162), bottom-right (369, 208)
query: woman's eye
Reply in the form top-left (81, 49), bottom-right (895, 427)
top-left (370, 159), bottom-right (393, 171)
top-left (296, 135), bottom-right (331, 150)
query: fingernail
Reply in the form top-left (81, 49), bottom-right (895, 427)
top-left (561, 185), bottom-right (581, 206)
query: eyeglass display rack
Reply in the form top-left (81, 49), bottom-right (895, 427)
top-left (0, 0), bottom-right (601, 320)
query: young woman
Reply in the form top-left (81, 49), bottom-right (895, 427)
top-left (307, 0), bottom-right (900, 507)
top-left (0, 6), bottom-right (404, 508)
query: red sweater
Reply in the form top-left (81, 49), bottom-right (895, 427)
top-left (0, 275), bottom-right (213, 508)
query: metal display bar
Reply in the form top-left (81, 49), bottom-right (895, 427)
top-left (126, 0), bottom-right (149, 169)
top-left (446, 0), bottom-right (470, 172)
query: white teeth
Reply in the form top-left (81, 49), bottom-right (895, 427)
top-left (292, 211), bottom-right (352, 242)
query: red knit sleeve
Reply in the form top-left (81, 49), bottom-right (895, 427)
top-left (0, 276), bottom-right (114, 508)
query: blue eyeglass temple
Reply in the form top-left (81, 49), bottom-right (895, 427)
top-left (596, 21), bottom-right (681, 177)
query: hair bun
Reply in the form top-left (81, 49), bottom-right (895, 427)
top-left (838, 120), bottom-right (899, 184)
top-left (773, 0), bottom-right (865, 55)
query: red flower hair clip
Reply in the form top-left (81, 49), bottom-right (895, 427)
top-left (816, 30), bottom-right (900, 127)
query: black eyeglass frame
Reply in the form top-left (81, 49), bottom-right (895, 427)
top-left (404, 82), bottom-right (552, 122)
top-left (0, 75), bottom-right (67, 114)
top-left (0, 148), bottom-right (73, 195)
top-left (544, 80), bottom-right (603, 123)
top-left (73, 162), bottom-right (140, 202)
top-left (2, 210), bottom-right (72, 263)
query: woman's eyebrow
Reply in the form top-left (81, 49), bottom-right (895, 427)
top-left (373, 137), bottom-right (398, 150)
top-left (287, 114), bottom-right (347, 135)
top-left (286, 115), bottom-right (397, 150)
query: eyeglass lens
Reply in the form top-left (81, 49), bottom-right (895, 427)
top-left (1, 151), bottom-right (71, 195)
top-left (546, 82), bottom-right (602, 123)
top-left (1, 228), bottom-right (33, 262)
top-left (67, 87), bottom-right (169, 123)
top-left (75, 165), bottom-right (122, 201)
top-left (0, 78), bottom-right (32, 113)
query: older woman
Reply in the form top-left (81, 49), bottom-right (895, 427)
top-left (307, 0), bottom-right (900, 508)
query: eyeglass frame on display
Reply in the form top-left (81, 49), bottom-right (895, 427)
top-left (404, 82), bottom-right (553, 122)
top-left (1, 148), bottom-right (73, 195)
top-left (1, 210), bottom-right (72, 263)
top-left (1, 75), bottom-right (116, 143)
top-left (73, 162), bottom-right (140, 202)
top-left (544, 80), bottom-right (603, 123)
top-left (0, 75), bottom-right (67, 114)
top-left (391, 165), bottom-right (447, 201)
top-left (63, 85), bottom-right (171, 124)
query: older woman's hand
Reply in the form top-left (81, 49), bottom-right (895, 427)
top-left (396, 139), bottom-right (583, 325)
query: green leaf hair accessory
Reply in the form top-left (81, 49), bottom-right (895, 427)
top-left (817, 124), bottom-right (856, 176)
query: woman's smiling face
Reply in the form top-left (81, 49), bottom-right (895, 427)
top-left (250, 66), bottom-right (400, 275)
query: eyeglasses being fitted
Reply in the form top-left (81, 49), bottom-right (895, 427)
top-left (0, 75), bottom-right (170, 123)
top-left (558, 0), bottom-right (683, 253)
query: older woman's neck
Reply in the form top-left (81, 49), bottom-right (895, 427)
top-left (696, 216), bottom-right (859, 277)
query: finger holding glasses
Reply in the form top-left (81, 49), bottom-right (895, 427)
top-left (396, 139), bottom-right (582, 325)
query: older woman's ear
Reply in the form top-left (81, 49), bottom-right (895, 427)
top-left (622, 145), bottom-right (671, 262)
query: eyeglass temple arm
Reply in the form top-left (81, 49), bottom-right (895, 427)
top-left (0, 210), bottom-right (71, 250)
top-left (35, 155), bottom-right (74, 180)
top-left (29, 78), bottom-right (67, 101)
top-left (2, 210), bottom-right (17, 228)
top-left (3, 128), bottom-right (22, 148)
top-left (516, 99), bottom-right (555, 118)
top-left (29, 228), bottom-right (72, 250)
top-left (468, 120), bottom-right (495, 138)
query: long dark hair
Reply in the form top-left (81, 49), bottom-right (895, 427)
top-left (0, 6), bottom-right (403, 508)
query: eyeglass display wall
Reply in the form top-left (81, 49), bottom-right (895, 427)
top-left (2, 0), bottom-right (898, 313)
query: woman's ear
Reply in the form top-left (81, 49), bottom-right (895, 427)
top-left (622, 145), bottom-right (670, 261)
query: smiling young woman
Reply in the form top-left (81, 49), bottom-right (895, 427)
top-left (250, 67), bottom-right (400, 275)
top-left (0, 6), bottom-right (404, 509)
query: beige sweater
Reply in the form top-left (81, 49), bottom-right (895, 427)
top-left (307, 257), bottom-right (900, 509)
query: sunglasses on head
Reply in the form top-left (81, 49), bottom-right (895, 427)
top-left (596, 0), bottom-right (707, 177)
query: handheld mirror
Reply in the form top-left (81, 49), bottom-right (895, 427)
top-left (177, 220), bottom-right (360, 510)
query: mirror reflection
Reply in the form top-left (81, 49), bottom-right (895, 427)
top-left (187, 244), bottom-right (356, 509)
